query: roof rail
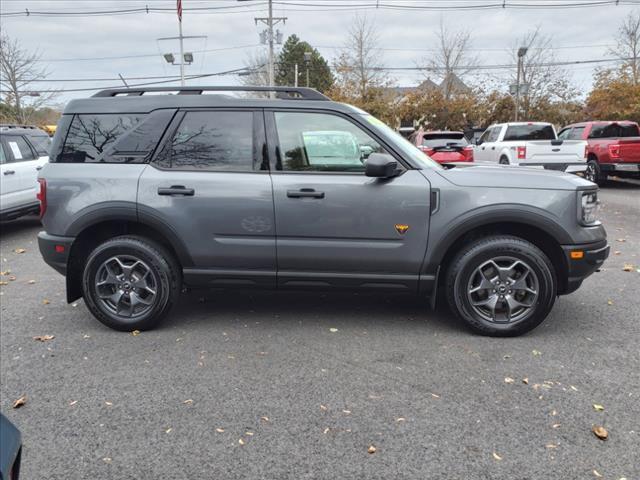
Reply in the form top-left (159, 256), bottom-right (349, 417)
top-left (92, 86), bottom-right (330, 101)
top-left (0, 124), bottom-right (40, 130)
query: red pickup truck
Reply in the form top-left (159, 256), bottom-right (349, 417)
top-left (558, 121), bottom-right (640, 185)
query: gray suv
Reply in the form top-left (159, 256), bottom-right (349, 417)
top-left (37, 86), bottom-right (609, 336)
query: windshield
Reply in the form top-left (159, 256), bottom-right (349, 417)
top-left (360, 114), bottom-right (442, 170)
top-left (423, 134), bottom-right (468, 148)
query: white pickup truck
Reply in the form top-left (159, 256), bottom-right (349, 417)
top-left (474, 122), bottom-right (587, 174)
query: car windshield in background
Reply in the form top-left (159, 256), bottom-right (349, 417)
top-left (422, 134), bottom-right (468, 147)
top-left (503, 124), bottom-right (555, 141)
top-left (361, 115), bottom-right (443, 169)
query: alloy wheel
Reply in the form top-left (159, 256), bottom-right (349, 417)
top-left (466, 256), bottom-right (539, 323)
top-left (94, 255), bottom-right (157, 318)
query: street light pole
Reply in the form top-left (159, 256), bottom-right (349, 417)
top-left (515, 47), bottom-right (528, 122)
top-left (178, 14), bottom-right (185, 86)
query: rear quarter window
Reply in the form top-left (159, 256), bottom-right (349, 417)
top-left (27, 134), bottom-right (52, 156)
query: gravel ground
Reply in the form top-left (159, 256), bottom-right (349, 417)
top-left (1, 178), bottom-right (639, 480)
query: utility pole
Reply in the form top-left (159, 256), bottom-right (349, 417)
top-left (178, 6), bottom-right (185, 86)
top-left (514, 47), bottom-right (528, 122)
top-left (240, 0), bottom-right (286, 86)
top-left (294, 63), bottom-right (299, 87)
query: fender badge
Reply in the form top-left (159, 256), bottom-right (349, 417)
top-left (395, 224), bottom-right (409, 234)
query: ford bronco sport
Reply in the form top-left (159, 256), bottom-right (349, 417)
top-left (37, 86), bottom-right (609, 336)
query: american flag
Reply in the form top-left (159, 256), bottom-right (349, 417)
top-left (177, 0), bottom-right (182, 22)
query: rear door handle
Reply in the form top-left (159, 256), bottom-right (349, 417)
top-left (36, 166), bottom-right (43, 171)
top-left (287, 188), bottom-right (325, 199)
top-left (3, 170), bottom-right (15, 175)
top-left (158, 185), bottom-right (195, 196)
top-left (491, 146), bottom-right (496, 150)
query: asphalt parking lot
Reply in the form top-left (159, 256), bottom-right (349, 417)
top-left (1, 179), bottom-right (639, 480)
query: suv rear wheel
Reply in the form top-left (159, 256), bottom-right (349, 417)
top-left (445, 236), bottom-right (556, 336)
top-left (82, 236), bottom-right (180, 331)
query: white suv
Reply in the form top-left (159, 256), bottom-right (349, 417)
top-left (1, 125), bottom-right (51, 220)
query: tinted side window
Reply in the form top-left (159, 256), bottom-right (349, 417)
top-left (3, 135), bottom-right (36, 162)
top-left (487, 127), bottom-right (501, 142)
top-left (589, 124), bottom-right (619, 139)
top-left (478, 128), bottom-right (492, 144)
top-left (557, 128), bottom-right (571, 140)
top-left (274, 112), bottom-right (387, 172)
top-left (168, 111), bottom-right (255, 171)
top-left (27, 134), bottom-right (51, 156)
top-left (0, 143), bottom-right (6, 164)
top-left (504, 124), bottom-right (555, 141)
top-left (620, 123), bottom-right (640, 137)
top-left (60, 114), bottom-right (145, 163)
top-left (567, 126), bottom-right (585, 140)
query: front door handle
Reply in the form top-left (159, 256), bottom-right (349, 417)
top-left (287, 188), bottom-right (325, 199)
top-left (491, 146), bottom-right (496, 150)
top-left (3, 170), bottom-right (15, 175)
top-left (36, 166), bottom-right (43, 171)
top-left (158, 185), bottom-right (195, 196)
top-left (481, 147), bottom-right (485, 150)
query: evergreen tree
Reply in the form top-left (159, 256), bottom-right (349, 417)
top-left (276, 35), bottom-right (333, 92)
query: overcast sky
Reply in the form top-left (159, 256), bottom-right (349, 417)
top-left (1, 0), bottom-right (638, 105)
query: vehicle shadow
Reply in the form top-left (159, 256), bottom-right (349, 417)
top-left (165, 288), bottom-right (464, 334)
top-left (0, 215), bottom-right (41, 238)
top-left (601, 177), bottom-right (640, 189)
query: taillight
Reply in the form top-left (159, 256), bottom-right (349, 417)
top-left (517, 146), bottom-right (526, 160)
top-left (37, 178), bottom-right (47, 218)
top-left (463, 146), bottom-right (474, 161)
top-left (608, 144), bottom-right (621, 159)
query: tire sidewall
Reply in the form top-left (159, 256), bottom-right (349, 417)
top-left (450, 239), bottom-right (556, 336)
top-left (82, 238), bottom-right (174, 331)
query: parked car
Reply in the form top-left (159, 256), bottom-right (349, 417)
top-left (558, 121), bottom-right (640, 185)
top-left (37, 86), bottom-right (608, 337)
top-left (0, 125), bottom-right (51, 221)
top-left (412, 131), bottom-right (474, 163)
top-left (0, 413), bottom-right (22, 480)
top-left (474, 122), bottom-right (587, 174)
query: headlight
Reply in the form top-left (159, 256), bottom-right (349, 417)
top-left (579, 191), bottom-right (599, 225)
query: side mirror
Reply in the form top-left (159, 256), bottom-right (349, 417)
top-left (365, 153), bottom-right (398, 178)
top-left (476, 138), bottom-right (483, 146)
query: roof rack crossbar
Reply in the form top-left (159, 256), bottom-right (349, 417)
top-left (92, 86), bottom-right (330, 101)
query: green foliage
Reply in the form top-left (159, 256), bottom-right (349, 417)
top-left (276, 35), bottom-right (334, 92)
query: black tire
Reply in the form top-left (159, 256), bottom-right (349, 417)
top-left (445, 235), bottom-right (556, 337)
top-left (499, 156), bottom-right (509, 165)
top-left (82, 235), bottom-right (181, 331)
top-left (586, 158), bottom-right (606, 186)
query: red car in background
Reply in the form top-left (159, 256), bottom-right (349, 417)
top-left (558, 121), bottom-right (640, 185)
top-left (411, 130), bottom-right (474, 164)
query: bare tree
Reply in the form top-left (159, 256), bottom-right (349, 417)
top-left (0, 34), bottom-right (57, 124)
top-left (333, 14), bottom-right (389, 98)
top-left (422, 20), bottom-right (477, 100)
top-left (510, 28), bottom-right (577, 120)
top-left (240, 50), bottom-right (270, 87)
top-left (610, 11), bottom-right (640, 85)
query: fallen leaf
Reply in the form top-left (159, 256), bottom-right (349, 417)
top-left (532, 349), bottom-right (542, 356)
top-left (546, 444), bottom-right (558, 449)
top-left (616, 238), bottom-right (626, 242)
top-left (323, 427), bottom-right (330, 434)
top-left (613, 251), bottom-right (621, 255)
top-left (622, 264), bottom-right (634, 272)
top-left (342, 409), bottom-right (351, 414)
top-left (522, 377), bottom-right (529, 385)
top-left (396, 417), bottom-right (406, 422)
top-left (42, 299), bottom-right (50, 305)
top-left (238, 438), bottom-right (245, 445)
top-left (215, 428), bottom-right (225, 433)
top-left (593, 404), bottom-right (605, 412)
top-left (592, 425), bottom-right (608, 440)
top-left (320, 404), bottom-right (328, 411)
top-left (183, 399), bottom-right (193, 405)
top-left (504, 377), bottom-right (515, 384)
top-left (245, 431), bottom-right (254, 436)
top-left (14, 248), bottom-right (26, 254)
top-left (492, 452), bottom-right (502, 461)
top-left (69, 400), bottom-right (78, 406)
top-left (431, 393), bottom-right (440, 398)
top-left (12, 395), bottom-right (27, 409)
top-left (131, 330), bottom-right (140, 336)
top-left (368, 445), bottom-right (377, 454)
top-left (552, 423), bottom-right (561, 428)
top-left (570, 385), bottom-right (579, 391)
top-left (593, 470), bottom-right (603, 478)
top-left (165, 428), bottom-right (172, 434)
top-left (0, 271), bottom-right (10, 276)
top-left (0, 281), bottom-right (8, 286)
top-left (33, 335), bottom-right (55, 342)
top-left (8, 276), bottom-right (16, 281)
top-left (607, 300), bottom-right (613, 306)
top-left (551, 410), bottom-right (558, 416)
top-left (260, 416), bottom-right (269, 422)
top-left (102, 457), bottom-right (112, 463)
top-left (329, 328), bottom-right (338, 333)
top-left (28, 280), bottom-right (36, 284)
top-left (104, 401), bottom-right (113, 406)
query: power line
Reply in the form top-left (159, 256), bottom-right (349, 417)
top-left (2, 0), bottom-right (639, 17)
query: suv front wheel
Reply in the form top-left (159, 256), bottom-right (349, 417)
top-left (82, 236), bottom-right (180, 331)
top-left (445, 236), bottom-right (556, 336)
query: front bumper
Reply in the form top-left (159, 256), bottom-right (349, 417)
top-left (562, 239), bottom-right (610, 294)
top-left (37, 231), bottom-right (75, 275)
